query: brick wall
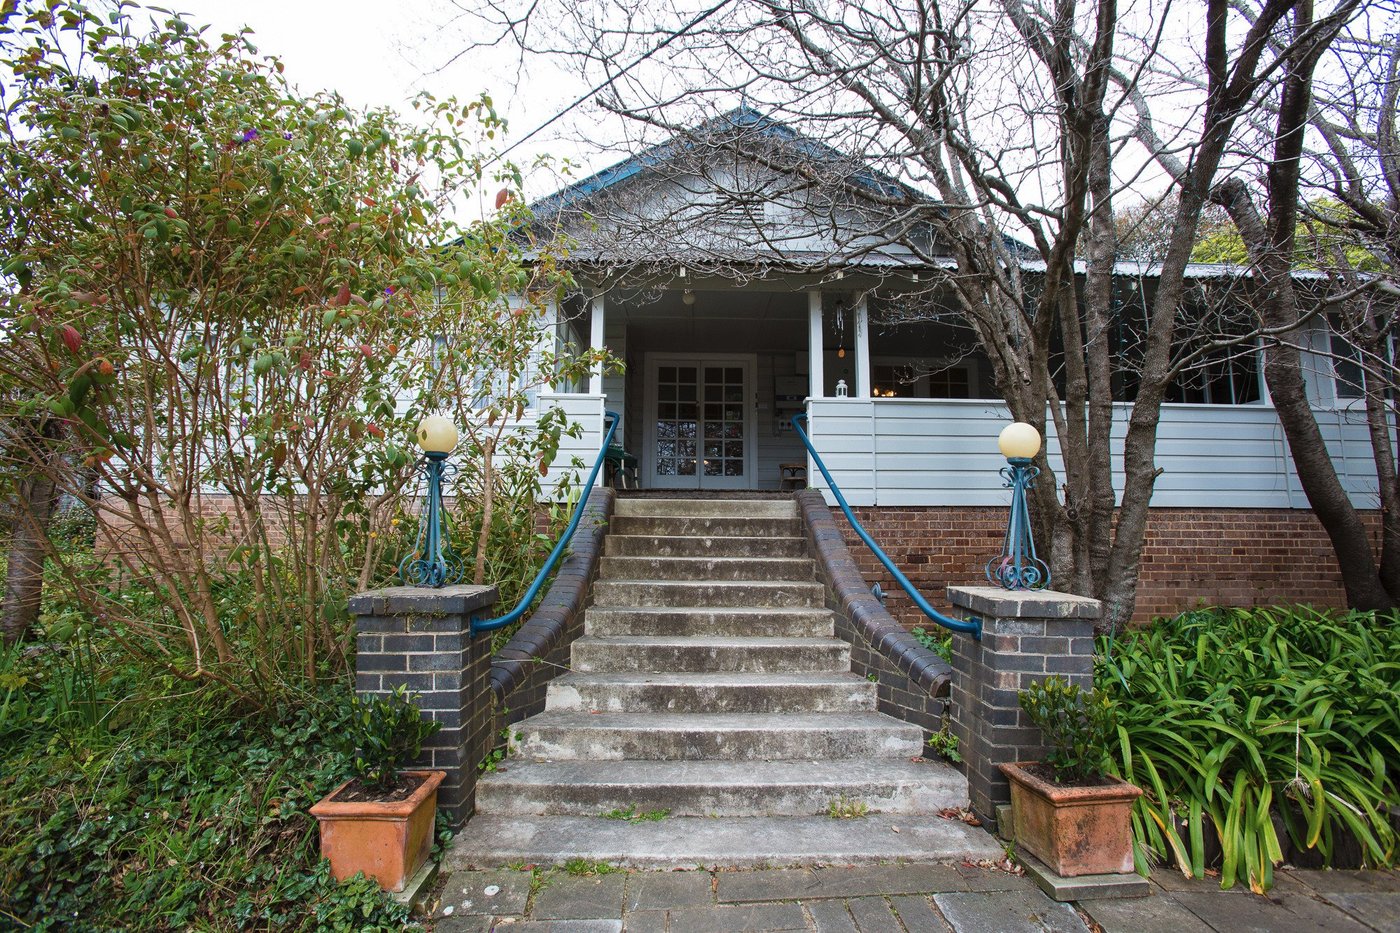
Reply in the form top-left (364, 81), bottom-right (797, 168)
top-left (841, 505), bottom-right (1374, 625)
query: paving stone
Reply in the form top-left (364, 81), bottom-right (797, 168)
top-left (627, 871), bottom-right (716, 910)
top-left (1018, 854), bottom-right (1149, 902)
top-left (531, 874), bottom-right (628, 920)
top-left (623, 909), bottom-right (671, 931)
top-left (438, 869), bottom-right (534, 916)
top-left (953, 865), bottom-right (1035, 892)
top-left (805, 899), bottom-right (858, 932)
top-left (889, 895), bottom-right (953, 932)
top-left (432, 914), bottom-right (497, 933)
top-left (1317, 893), bottom-right (1400, 933)
top-left (1078, 893), bottom-right (1214, 933)
top-left (932, 891), bottom-right (1090, 933)
top-left (506, 922), bottom-right (625, 932)
top-left (1292, 869), bottom-right (1400, 893)
top-left (717, 867), bottom-right (822, 902)
top-left (666, 902), bottom-right (809, 932)
top-left (808, 864), bottom-right (968, 898)
top-left (1172, 891), bottom-right (1375, 932)
top-left (845, 896), bottom-right (902, 932)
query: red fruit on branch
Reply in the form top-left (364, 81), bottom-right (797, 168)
top-left (164, 207), bottom-right (178, 219)
top-left (333, 284), bottom-right (351, 307)
top-left (366, 423), bottom-right (384, 439)
top-left (298, 351), bottom-right (312, 370)
top-left (358, 344), bottom-right (373, 359)
top-left (60, 325), bottom-right (82, 354)
top-left (97, 358), bottom-right (115, 376)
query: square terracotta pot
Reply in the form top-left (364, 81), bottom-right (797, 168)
top-left (1000, 761), bottom-right (1142, 877)
top-left (310, 769), bottom-right (445, 892)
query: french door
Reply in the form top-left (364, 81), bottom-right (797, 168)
top-left (643, 354), bottom-right (756, 490)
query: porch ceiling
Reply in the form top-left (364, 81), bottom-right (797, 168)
top-left (615, 288), bottom-right (809, 352)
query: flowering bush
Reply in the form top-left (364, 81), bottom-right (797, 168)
top-left (0, 2), bottom-right (609, 701)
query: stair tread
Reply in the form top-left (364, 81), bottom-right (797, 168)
top-left (552, 671), bottom-right (867, 686)
top-left (573, 634), bottom-right (848, 649)
top-left (519, 710), bottom-right (918, 731)
top-left (587, 606), bottom-right (832, 616)
top-left (479, 757), bottom-right (960, 786)
top-left (446, 813), bottom-right (1002, 869)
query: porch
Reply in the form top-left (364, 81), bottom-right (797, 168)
top-left (537, 281), bottom-right (1380, 511)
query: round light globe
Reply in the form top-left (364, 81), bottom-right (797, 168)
top-left (416, 414), bottom-right (458, 455)
top-left (998, 422), bottom-right (1041, 460)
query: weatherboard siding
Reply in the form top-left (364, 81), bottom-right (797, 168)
top-left (805, 397), bottom-right (1379, 510)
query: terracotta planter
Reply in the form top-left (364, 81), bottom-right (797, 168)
top-left (310, 769), bottom-right (445, 892)
top-left (1000, 761), bottom-right (1142, 877)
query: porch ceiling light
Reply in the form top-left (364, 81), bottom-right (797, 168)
top-left (682, 289), bottom-right (696, 306)
top-left (416, 414), bottom-right (458, 455)
top-left (997, 421), bottom-right (1041, 461)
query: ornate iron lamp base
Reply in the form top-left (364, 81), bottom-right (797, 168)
top-left (987, 457), bottom-right (1051, 591)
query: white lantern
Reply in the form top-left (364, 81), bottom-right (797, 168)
top-left (416, 414), bottom-right (458, 455)
top-left (998, 422), bottom-right (1041, 460)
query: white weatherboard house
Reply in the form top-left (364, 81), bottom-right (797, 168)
top-left (518, 108), bottom-right (1375, 615)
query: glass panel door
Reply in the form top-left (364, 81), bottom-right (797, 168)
top-left (647, 357), bottom-right (752, 489)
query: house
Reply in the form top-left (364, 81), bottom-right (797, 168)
top-left (520, 108), bottom-right (1378, 621)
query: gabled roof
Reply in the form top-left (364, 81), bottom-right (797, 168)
top-left (529, 106), bottom-right (920, 224)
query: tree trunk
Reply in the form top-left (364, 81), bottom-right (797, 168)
top-left (2, 420), bottom-right (62, 645)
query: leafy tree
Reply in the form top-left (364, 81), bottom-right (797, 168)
top-left (0, 2), bottom-right (607, 698)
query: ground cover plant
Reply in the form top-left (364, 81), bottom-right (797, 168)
top-left (1101, 606), bottom-right (1399, 892)
top-left (0, 629), bottom-right (417, 931)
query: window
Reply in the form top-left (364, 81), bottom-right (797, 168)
top-left (1330, 328), bottom-right (1365, 401)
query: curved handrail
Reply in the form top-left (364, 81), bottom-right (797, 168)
top-left (471, 410), bottom-right (620, 636)
top-left (792, 412), bottom-right (982, 640)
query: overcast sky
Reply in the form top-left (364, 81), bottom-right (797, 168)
top-left (166, 0), bottom-right (612, 211)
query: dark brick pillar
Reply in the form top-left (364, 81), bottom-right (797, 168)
top-left (348, 584), bottom-right (499, 827)
top-left (947, 585), bottom-right (1102, 827)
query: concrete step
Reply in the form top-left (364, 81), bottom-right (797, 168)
top-left (475, 758), bottom-right (968, 817)
top-left (446, 813), bottom-right (1003, 870)
top-left (591, 580), bottom-right (825, 609)
top-left (571, 635), bottom-right (850, 674)
top-left (584, 606), bottom-right (834, 638)
top-left (614, 498), bottom-right (797, 519)
top-left (608, 516), bottom-right (803, 538)
top-left (604, 534), bottom-right (810, 558)
top-left (510, 710), bottom-right (923, 761)
top-left (547, 671), bottom-right (875, 713)
top-left (598, 556), bottom-right (814, 582)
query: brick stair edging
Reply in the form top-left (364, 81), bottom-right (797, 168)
top-left (489, 486), bottom-right (617, 726)
top-left (794, 490), bottom-right (954, 742)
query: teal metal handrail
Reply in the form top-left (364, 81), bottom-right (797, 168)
top-left (792, 412), bottom-right (982, 640)
top-left (471, 410), bottom-right (620, 636)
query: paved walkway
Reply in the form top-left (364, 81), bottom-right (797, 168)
top-left (426, 862), bottom-right (1400, 932)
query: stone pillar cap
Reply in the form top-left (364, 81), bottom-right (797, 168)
top-left (947, 585), bottom-right (1102, 620)
top-left (348, 584), bottom-right (499, 617)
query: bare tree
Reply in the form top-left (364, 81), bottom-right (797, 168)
top-left (450, 0), bottom-right (1360, 628)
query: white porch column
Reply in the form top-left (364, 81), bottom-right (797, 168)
top-left (807, 289), bottom-right (824, 398)
top-left (588, 290), bottom-right (605, 395)
top-left (854, 294), bottom-right (871, 399)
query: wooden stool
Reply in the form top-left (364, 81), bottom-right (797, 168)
top-left (779, 462), bottom-right (807, 491)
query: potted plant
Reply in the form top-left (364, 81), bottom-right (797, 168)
top-left (310, 686), bottom-right (445, 892)
top-left (1000, 676), bottom-right (1143, 877)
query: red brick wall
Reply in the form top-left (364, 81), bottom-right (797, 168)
top-left (840, 506), bottom-right (1374, 626)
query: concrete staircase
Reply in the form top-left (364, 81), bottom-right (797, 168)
top-left (448, 497), bottom-right (1001, 869)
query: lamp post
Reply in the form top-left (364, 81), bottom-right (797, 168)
top-left (400, 414), bottom-right (463, 588)
top-left (986, 421), bottom-right (1050, 590)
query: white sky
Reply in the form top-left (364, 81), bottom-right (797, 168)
top-left (166, 0), bottom-right (613, 212)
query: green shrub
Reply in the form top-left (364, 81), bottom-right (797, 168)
top-left (1018, 676), bottom-right (1116, 783)
top-left (344, 685), bottom-right (441, 792)
top-left (1101, 606), bottom-right (1399, 893)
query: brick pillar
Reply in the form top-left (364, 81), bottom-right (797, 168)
top-left (348, 584), bottom-right (499, 827)
top-left (947, 585), bottom-right (1102, 826)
